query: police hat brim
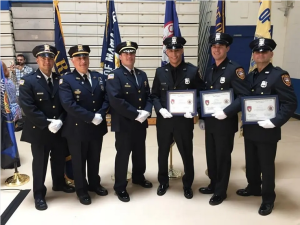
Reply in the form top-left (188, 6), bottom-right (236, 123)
top-left (119, 47), bottom-right (137, 54)
top-left (165, 44), bottom-right (183, 50)
top-left (37, 52), bottom-right (55, 58)
top-left (210, 40), bottom-right (230, 46)
top-left (252, 46), bottom-right (273, 52)
top-left (72, 52), bottom-right (89, 57)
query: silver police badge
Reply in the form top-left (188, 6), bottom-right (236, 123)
top-left (261, 81), bottom-right (268, 88)
top-left (185, 78), bottom-right (190, 84)
top-left (220, 77), bottom-right (225, 84)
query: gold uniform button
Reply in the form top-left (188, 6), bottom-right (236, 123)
top-left (39, 99), bottom-right (42, 101)
top-left (139, 98), bottom-right (141, 101)
top-left (126, 92), bottom-right (128, 94)
top-left (261, 92), bottom-right (263, 94)
top-left (93, 101), bottom-right (95, 103)
top-left (221, 88), bottom-right (223, 90)
top-left (53, 106), bottom-right (55, 108)
top-left (138, 90), bottom-right (141, 93)
top-left (53, 116), bottom-right (56, 119)
top-left (139, 106), bottom-right (141, 109)
top-left (252, 89), bottom-right (254, 92)
top-left (174, 87), bottom-right (176, 89)
top-left (94, 109), bottom-right (96, 111)
top-left (92, 94), bottom-right (94, 96)
top-left (75, 123), bottom-right (78, 126)
top-left (210, 86), bottom-right (213, 89)
top-left (33, 126), bottom-right (35, 128)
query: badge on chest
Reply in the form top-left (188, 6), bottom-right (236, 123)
top-left (261, 81), bottom-right (268, 88)
top-left (185, 78), bottom-right (190, 84)
top-left (220, 77), bottom-right (225, 84)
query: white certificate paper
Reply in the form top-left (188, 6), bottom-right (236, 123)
top-left (202, 91), bottom-right (232, 115)
top-left (168, 92), bottom-right (195, 114)
top-left (244, 98), bottom-right (277, 122)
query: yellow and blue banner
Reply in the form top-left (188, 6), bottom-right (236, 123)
top-left (215, 0), bottom-right (225, 33)
top-left (1, 62), bottom-right (20, 169)
top-left (100, 0), bottom-right (121, 76)
top-left (162, 0), bottom-right (184, 66)
top-left (248, 0), bottom-right (271, 72)
top-left (54, 0), bottom-right (71, 76)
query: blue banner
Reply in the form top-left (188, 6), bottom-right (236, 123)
top-left (1, 62), bottom-right (20, 169)
top-left (54, 0), bottom-right (71, 76)
top-left (162, 0), bottom-right (184, 66)
top-left (215, 0), bottom-right (225, 33)
top-left (100, 0), bottom-right (121, 76)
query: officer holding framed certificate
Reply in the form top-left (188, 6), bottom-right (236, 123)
top-left (198, 33), bottom-right (250, 206)
top-left (151, 36), bottom-right (205, 199)
top-left (236, 38), bottom-right (298, 216)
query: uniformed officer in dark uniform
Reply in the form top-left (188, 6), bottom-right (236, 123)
top-left (106, 41), bottom-right (153, 202)
top-left (236, 38), bottom-right (297, 216)
top-left (151, 36), bottom-right (205, 199)
top-left (19, 44), bottom-right (75, 211)
top-left (198, 33), bottom-right (250, 205)
top-left (59, 45), bottom-right (109, 205)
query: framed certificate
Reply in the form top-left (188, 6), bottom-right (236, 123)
top-left (166, 90), bottom-right (197, 116)
top-left (241, 95), bottom-right (279, 124)
top-left (200, 89), bottom-right (234, 117)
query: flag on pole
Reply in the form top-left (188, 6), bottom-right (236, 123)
top-left (162, 0), bottom-right (184, 66)
top-left (215, 0), bottom-right (225, 33)
top-left (54, 0), bottom-right (71, 76)
top-left (248, 0), bottom-right (271, 72)
top-left (1, 62), bottom-right (20, 169)
top-left (100, 0), bottom-right (121, 76)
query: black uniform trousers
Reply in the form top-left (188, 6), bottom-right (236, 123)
top-left (244, 139), bottom-right (277, 204)
top-left (157, 116), bottom-right (194, 188)
top-left (31, 142), bottom-right (66, 199)
top-left (205, 130), bottom-right (235, 197)
top-left (67, 138), bottom-right (103, 197)
top-left (114, 129), bottom-right (146, 192)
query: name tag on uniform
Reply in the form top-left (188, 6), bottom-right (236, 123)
top-left (37, 92), bottom-right (44, 95)
top-left (125, 84), bottom-right (131, 88)
top-left (74, 89), bottom-right (81, 94)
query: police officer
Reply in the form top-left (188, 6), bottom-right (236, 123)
top-left (106, 41), bottom-right (153, 202)
top-left (198, 33), bottom-right (250, 205)
top-left (236, 38), bottom-right (297, 216)
top-left (151, 36), bottom-right (205, 199)
top-left (59, 45), bottom-right (109, 205)
top-left (19, 44), bottom-right (75, 211)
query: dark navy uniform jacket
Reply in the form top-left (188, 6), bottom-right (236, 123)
top-left (151, 62), bottom-right (205, 116)
top-left (203, 58), bottom-right (250, 134)
top-left (19, 69), bottom-right (66, 144)
top-left (106, 65), bottom-right (153, 132)
top-left (59, 69), bottom-right (109, 141)
top-left (243, 63), bottom-right (298, 142)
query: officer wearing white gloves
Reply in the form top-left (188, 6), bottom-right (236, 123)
top-left (19, 44), bottom-right (75, 211)
top-left (59, 45), bottom-right (109, 205)
top-left (151, 36), bottom-right (205, 199)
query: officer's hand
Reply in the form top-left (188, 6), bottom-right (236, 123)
top-left (257, 119), bottom-right (275, 129)
top-left (212, 108), bottom-right (227, 120)
top-left (159, 108), bottom-right (173, 119)
top-left (47, 119), bottom-right (63, 133)
top-left (135, 110), bottom-right (150, 123)
top-left (184, 112), bottom-right (193, 118)
top-left (92, 113), bottom-right (103, 125)
top-left (10, 64), bottom-right (16, 74)
top-left (198, 119), bottom-right (205, 130)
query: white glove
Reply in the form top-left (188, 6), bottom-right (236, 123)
top-left (198, 119), bottom-right (205, 130)
top-left (257, 119), bottom-right (275, 129)
top-left (47, 119), bottom-right (63, 133)
top-left (135, 110), bottom-right (150, 123)
top-left (212, 108), bottom-right (227, 120)
top-left (159, 108), bottom-right (173, 119)
top-left (184, 112), bottom-right (193, 118)
top-left (92, 113), bottom-right (103, 125)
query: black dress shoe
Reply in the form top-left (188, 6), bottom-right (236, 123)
top-left (115, 190), bottom-right (130, 202)
top-left (52, 184), bottom-right (75, 193)
top-left (258, 203), bottom-right (274, 216)
top-left (184, 188), bottom-right (193, 199)
top-left (209, 194), bottom-right (227, 206)
top-left (132, 179), bottom-right (153, 188)
top-left (78, 195), bottom-right (91, 205)
top-left (35, 198), bottom-right (48, 211)
top-left (236, 188), bottom-right (261, 197)
top-left (157, 184), bottom-right (169, 196)
top-left (199, 186), bottom-right (214, 194)
top-left (89, 185), bottom-right (108, 196)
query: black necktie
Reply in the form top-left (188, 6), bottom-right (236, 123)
top-left (47, 77), bottom-right (53, 93)
top-left (131, 70), bottom-right (138, 85)
top-left (83, 74), bottom-right (91, 88)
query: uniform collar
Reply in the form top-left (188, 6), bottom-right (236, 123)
top-left (78, 70), bottom-right (90, 78)
top-left (40, 70), bottom-right (52, 82)
top-left (213, 57), bottom-right (229, 70)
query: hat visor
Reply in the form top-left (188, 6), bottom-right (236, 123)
top-left (120, 49), bottom-right (136, 54)
top-left (37, 52), bottom-right (55, 58)
top-left (119, 47), bottom-right (136, 54)
top-left (72, 52), bottom-right (89, 57)
top-left (252, 46), bottom-right (272, 52)
top-left (166, 44), bottom-right (183, 49)
top-left (210, 40), bottom-right (229, 46)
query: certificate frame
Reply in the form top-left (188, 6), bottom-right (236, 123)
top-left (241, 95), bottom-right (279, 125)
top-left (199, 89), bottom-right (234, 117)
top-left (166, 89), bottom-right (197, 116)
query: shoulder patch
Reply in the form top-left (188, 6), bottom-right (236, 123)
top-left (108, 73), bottom-right (114, 79)
top-left (59, 78), bottom-right (63, 85)
top-left (20, 79), bottom-right (25, 85)
top-left (236, 68), bottom-right (245, 80)
top-left (281, 74), bottom-right (291, 86)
